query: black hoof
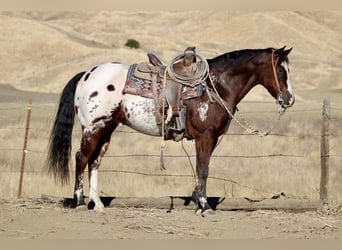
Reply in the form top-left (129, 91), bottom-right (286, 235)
top-left (63, 197), bottom-right (85, 208)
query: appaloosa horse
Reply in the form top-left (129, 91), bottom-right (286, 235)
top-left (47, 46), bottom-right (294, 216)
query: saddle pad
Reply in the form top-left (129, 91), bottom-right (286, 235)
top-left (126, 64), bottom-right (144, 88)
top-left (124, 64), bottom-right (163, 99)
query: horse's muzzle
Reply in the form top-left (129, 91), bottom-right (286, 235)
top-left (278, 92), bottom-right (295, 109)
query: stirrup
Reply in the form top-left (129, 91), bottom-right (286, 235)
top-left (168, 115), bottom-right (185, 134)
top-left (169, 126), bottom-right (185, 134)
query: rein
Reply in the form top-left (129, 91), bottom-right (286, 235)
top-left (207, 49), bottom-right (285, 137)
top-left (271, 49), bottom-right (283, 103)
top-left (209, 88), bottom-right (285, 137)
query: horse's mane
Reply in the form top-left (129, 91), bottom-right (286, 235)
top-left (207, 48), bottom-right (285, 70)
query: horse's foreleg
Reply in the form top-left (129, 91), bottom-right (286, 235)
top-left (193, 136), bottom-right (217, 216)
top-left (192, 166), bottom-right (213, 216)
top-left (88, 140), bottom-right (110, 213)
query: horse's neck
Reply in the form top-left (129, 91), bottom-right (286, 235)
top-left (213, 70), bottom-right (258, 107)
top-left (235, 74), bottom-right (258, 104)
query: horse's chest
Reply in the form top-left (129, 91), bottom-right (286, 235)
top-left (197, 101), bottom-right (210, 122)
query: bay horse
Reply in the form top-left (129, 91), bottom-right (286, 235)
top-left (46, 46), bottom-right (294, 215)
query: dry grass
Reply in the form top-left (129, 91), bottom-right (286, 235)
top-left (0, 11), bottom-right (342, 202)
top-left (1, 87), bottom-right (341, 201)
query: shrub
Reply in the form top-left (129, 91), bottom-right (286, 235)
top-left (125, 38), bottom-right (140, 49)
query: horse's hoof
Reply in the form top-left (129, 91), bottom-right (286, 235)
top-left (94, 205), bottom-right (105, 214)
top-left (75, 205), bottom-right (88, 211)
top-left (195, 208), bottom-right (202, 216)
top-left (201, 208), bottom-right (215, 217)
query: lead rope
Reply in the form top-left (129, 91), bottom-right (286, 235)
top-left (208, 75), bottom-right (284, 137)
top-left (207, 49), bottom-right (286, 138)
top-left (181, 140), bottom-right (196, 181)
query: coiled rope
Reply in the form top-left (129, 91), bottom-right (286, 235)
top-left (166, 52), bottom-right (210, 87)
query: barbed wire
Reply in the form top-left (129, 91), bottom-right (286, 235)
top-left (1, 100), bottom-right (342, 198)
top-left (0, 149), bottom-right (308, 158)
top-left (0, 126), bottom-right (327, 137)
top-left (0, 168), bottom-right (283, 196)
top-left (1, 103), bottom-right (342, 158)
top-left (0, 107), bottom-right (27, 111)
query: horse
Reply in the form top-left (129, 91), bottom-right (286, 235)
top-left (46, 46), bottom-right (294, 216)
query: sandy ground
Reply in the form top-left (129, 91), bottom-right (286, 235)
top-left (1, 11), bottom-right (342, 241)
top-left (0, 197), bottom-right (341, 239)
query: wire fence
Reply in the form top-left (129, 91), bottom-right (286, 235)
top-left (1, 98), bottom-right (342, 200)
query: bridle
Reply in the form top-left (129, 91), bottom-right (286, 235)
top-left (271, 49), bottom-right (287, 109)
top-left (208, 49), bottom-right (286, 137)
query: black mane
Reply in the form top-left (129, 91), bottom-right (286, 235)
top-left (207, 48), bottom-right (275, 70)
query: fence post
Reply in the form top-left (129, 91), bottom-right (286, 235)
top-left (320, 98), bottom-right (330, 204)
top-left (18, 98), bottom-right (32, 198)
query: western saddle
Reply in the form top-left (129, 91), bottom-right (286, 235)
top-left (123, 47), bottom-right (204, 141)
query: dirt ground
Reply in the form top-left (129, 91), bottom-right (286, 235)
top-left (0, 197), bottom-right (342, 239)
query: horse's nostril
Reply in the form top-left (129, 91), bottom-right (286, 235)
top-left (278, 99), bottom-right (284, 106)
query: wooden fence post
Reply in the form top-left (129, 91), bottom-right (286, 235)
top-left (320, 98), bottom-right (330, 204)
top-left (18, 98), bottom-right (32, 198)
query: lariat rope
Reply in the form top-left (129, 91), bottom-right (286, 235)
top-left (166, 52), bottom-right (210, 87)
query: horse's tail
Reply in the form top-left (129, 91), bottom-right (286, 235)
top-left (46, 72), bottom-right (85, 184)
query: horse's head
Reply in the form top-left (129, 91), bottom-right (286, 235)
top-left (261, 46), bottom-right (295, 110)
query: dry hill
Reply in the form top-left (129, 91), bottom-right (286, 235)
top-left (0, 11), bottom-right (341, 102)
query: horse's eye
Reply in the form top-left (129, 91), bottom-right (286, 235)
top-left (277, 67), bottom-right (285, 76)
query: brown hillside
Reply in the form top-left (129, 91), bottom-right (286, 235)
top-left (0, 11), bottom-right (341, 101)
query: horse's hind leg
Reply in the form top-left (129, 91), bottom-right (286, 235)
top-left (74, 128), bottom-right (104, 208)
top-left (87, 125), bottom-right (117, 212)
top-left (88, 140), bottom-right (110, 213)
top-left (74, 144), bottom-right (89, 207)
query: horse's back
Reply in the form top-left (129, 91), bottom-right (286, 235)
top-left (75, 62), bottom-right (128, 129)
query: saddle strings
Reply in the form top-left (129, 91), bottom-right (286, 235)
top-left (159, 68), bottom-right (167, 170)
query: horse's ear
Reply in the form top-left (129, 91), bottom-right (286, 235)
top-left (284, 47), bottom-right (293, 56)
top-left (274, 46), bottom-right (292, 60)
top-left (274, 46), bottom-right (286, 56)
